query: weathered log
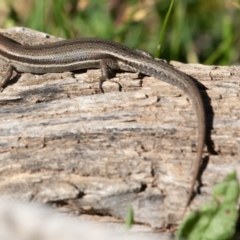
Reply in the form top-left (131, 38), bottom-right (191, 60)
top-left (0, 27), bottom-right (239, 229)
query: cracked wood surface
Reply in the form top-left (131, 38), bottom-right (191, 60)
top-left (0, 27), bottom-right (240, 229)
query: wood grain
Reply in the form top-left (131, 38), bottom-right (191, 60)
top-left (0, 27), bottom-right (240, 229)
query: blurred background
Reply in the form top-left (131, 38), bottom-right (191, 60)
top-left (0, 0), bottom-right (239, 65)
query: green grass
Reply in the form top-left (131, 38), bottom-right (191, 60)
top-left (1, 0), bottom-right (240, 65)
top-left (155, 0), bottom-right (174, 58)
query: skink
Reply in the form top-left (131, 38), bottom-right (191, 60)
top-left (0, 33), bottom-right (206, 208)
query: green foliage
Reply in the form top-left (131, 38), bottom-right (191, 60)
top-left (1, 0), bottom-right (240, 64)
top-left (125, 205), bottom-right (134, 230)
top-left (156, 0), bottom-right (174, 58)
top-left (176, 171), bottom-right (239, 240)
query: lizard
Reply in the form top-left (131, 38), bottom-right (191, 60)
top-left (0, 33), bottom-right (206, 208)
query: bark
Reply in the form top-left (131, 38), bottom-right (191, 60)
top-left (0, 27), bottom-right (240, 229)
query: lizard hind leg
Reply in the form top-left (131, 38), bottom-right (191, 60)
top-left (99, 58), bottom-right (120, 93)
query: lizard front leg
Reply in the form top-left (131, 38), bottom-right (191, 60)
top-left (0, 65), bottom-right (15, 92)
